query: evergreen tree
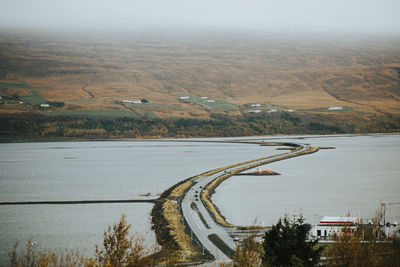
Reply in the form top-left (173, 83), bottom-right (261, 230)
top-left (263, 215), bottom-right (322, 267)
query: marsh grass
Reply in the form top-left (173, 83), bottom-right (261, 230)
top-left (169, 181), bottom-right (193, 198)
top-left (162, 200), bottom-right (199, 260)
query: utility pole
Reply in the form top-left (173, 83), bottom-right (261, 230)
top-left (382, 202), bottom-right (400, 226)
top-left (383, 202), bottom-right (386, 225)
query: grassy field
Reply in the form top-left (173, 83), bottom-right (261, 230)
top-left (179, 95), bottom-right (237, 111)
top-left (303, 106), bottom-right (362, 113)
top-left (0, 82), bottom-right (29, 88)
top-left (20, 90), bottom-right (47, 104)
top-left (126, 103), bottom-right (183, 110)
top-left (43, 109), bottom-right (138, 118)
top-left (0, 30), bottom-right (399, 118)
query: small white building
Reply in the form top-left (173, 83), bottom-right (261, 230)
top-left (123, 99), bottom-right (142, 104)
top-left (328, 106), bottom-right (343, 111)
top-left (249, 110), bottom-right (261, 114)
top-left (40, 103), bottom-right (50, 108)
top-left (251, 104), bottom-right (262, 107)
top-left (268, 109), bottom-right (277, 113)
top-left (201, 96), bottom-right (208, 99)
top-left (207, 99), bottom-right (215, 103)
top-left (286, 109), bottom-right (294, 112)
top-left (179, 96), bottom-right (190, 100)
top-left (311, 216), bottom-right (359, 239)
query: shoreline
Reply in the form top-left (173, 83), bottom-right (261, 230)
top-left (2, 135), bottom-right (398, 263)
top-left (1, 132), bottom-right (399, 144)
top-left (151, 140), bottom-right (320, 262)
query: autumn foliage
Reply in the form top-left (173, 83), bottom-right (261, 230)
top-left (1, 112), bottom-right (399, 141)
top-left (8, 215), bottom-right (157, 267)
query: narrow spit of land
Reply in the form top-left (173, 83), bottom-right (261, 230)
top-left (152, 140), bottom-right (320, 264)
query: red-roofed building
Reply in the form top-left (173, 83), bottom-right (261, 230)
top-left (311, 216), bottom-right (359, 239)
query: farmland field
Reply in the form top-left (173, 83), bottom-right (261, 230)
top-left (43, 109), bottom-right (139, 118)
top-left (20, 90), bottom-right (47, 104)
top-left (0, 82), bottom-right (29, 88)
top-left (179, 95), bottom-right (237, 111)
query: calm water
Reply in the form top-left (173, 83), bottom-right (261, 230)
top-left (214, 134), bottom-right (400, 226)
top-left (0, 203), bottom-right (155, 260)
top-left (0, 141), bottom-right (275, 202)
top-left (0, 135), bottom-right (399, 262)
top-left (0, 140), bottom-right (275, 262)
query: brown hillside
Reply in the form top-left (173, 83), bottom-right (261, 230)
top-left (1, 31), bottom-right (399, 118)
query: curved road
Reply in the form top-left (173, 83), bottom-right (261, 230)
top-left (180, 142), bottom-right (311, 263)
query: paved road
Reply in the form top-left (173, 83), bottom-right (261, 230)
top-left (180, 142), bottom-right (311, 264)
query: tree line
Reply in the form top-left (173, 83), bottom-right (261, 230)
top-left (0, 112), bottom-right (399, 141)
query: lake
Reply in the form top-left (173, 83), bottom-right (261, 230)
top-left (213, 134), bottom-right (400, 226)
top-left (0, 140), bottom-right (275, 262)
top-left (0, 134), bottom-right (399, 262)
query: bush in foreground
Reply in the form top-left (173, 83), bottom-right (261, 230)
top-left (8, 238), bottom-right (84, 267)
top-left (93, 214), bottom-right (155, 267)
top-left (7, 214), bottom-right (157, 267)
top-left (324, 229), bottom-right (400, 267)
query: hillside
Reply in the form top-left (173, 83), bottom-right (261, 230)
top-left (1, 30), bottom-right (400, 120)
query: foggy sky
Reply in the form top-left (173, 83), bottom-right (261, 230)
top-left (1, 0), bottom-right (400, 34)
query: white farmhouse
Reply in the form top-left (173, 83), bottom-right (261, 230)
top-left (311, 216), bottom-right (359, 239)
top-left (249, 110), bottom-right (261, 114)
top-left (123, 99), bottom-right (142, 104)
top-left (40, 103), bottom-right (50, 108)
top-left (179, 96), bottom-right (190, 100)
top-left (328, 106), bottom-right (343, 110)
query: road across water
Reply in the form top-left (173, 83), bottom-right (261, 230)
top-left (180, 141), bottom-right (314, 263)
